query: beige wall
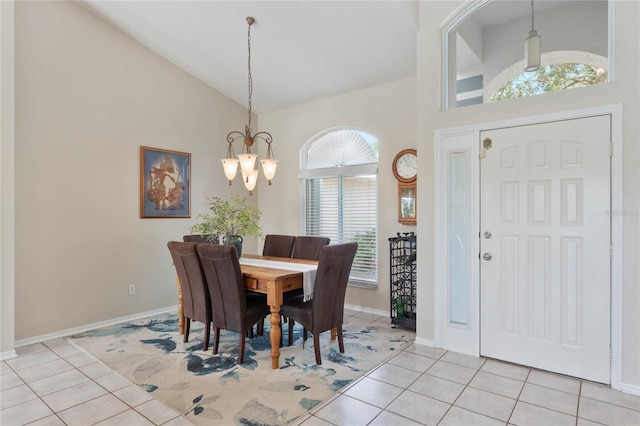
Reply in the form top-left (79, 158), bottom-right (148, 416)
top-left (258, 78), bottom-right (417, 312)
top-left (416, 0), bottom-right (639, 389)
top-left (13, 1), bottom-right (256, 340)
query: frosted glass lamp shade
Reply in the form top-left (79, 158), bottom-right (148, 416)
top-left (261, 158), bottom-right (278, 183)
top-left (221, 158), bottom-right (239, 182)
top-left (242, 169), bottom-right (259, 193)
top-left (237, 153), bottom-right (257, 176)
top-left (524, 29), bottom-right (541, 72)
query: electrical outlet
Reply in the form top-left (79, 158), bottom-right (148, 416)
top-left (128, 284), bottom-right (136, 295)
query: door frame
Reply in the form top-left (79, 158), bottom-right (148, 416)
top-left (434, 104), bottom-right (623, 390)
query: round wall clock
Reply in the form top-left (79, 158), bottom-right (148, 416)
top-left (392, 149), bottom-right (417, 183)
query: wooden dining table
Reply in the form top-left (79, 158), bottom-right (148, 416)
top-left (175, 253), bottom-right (318, 369)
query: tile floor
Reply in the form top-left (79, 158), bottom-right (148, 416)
top-left (1, 312), bottom-right (640, 426)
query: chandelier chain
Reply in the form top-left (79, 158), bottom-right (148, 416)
top-left (530, 0), bottom-right (535, 31)
top-left (247, 20), bottom-right (253, 133)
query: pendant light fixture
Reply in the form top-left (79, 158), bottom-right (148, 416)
top-left (221, 16), bottom-right (277, 195)
top-left (524, 0), bottom-right (541, 72)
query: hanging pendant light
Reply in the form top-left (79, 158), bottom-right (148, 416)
top-left (524, 0), bottom-right (541, 72)
top-left (221, 17), bottom-right (277, 195)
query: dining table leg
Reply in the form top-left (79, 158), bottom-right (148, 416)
top-left (269, 306), bottom-right (282, 369)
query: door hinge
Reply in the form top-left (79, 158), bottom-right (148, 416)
top-left (610, 244), bottom-right (613, 259)
top-left (610, 346), bottom-right (613, 361)
top-left (479, 148), bottom-right (486, 159)
top-left (609, 141), bottom-right (613, 157)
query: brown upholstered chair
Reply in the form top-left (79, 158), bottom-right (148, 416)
top-left (183, 234), bottom-right (218, 244)
top-left (281, 242), bottom-right (358, 365)
top-left (196, 244), bottom-right (271, 364)
top-left (167, 241), bottom-right (212, 351)
top-left (263, 234), bottom-right (296, 258)
top-left (291, 236), bottom-right (330, 260)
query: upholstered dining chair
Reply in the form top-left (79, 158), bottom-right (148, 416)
top-left (291, 236), bottom-right (330, 260)
top-left (167, 241), bottom-right (212, 351)
top-left (196, 244), bottom-right (271, 364)
top-left (262, 234), bottom-right (296, 258)
top-left (281, 242), bottom-right (358, 365)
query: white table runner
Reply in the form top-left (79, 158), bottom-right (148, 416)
top-left (239, 257), bottom-right (318, 301)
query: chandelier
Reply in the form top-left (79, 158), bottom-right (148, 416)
top-left (524, 0), bottom-right (541, 72)
top-left (221, 16), bottom-right (277, 195)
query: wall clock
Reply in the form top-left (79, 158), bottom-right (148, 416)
top-left (392, 149), bottom-right (417, 225)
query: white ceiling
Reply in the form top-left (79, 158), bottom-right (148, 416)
top-left (82, 1), bottom-right (420, 114)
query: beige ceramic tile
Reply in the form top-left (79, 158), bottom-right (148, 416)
top-left (0, 371), bottom-right (24, 390)
top-left (79, 361), bottom-right (115, 379)
top-left (408, 373), bottom-right (465, 404)
top-left (95, 408), bottom-right (155, 425)
top-left (49, 343), bottom-right (83, 359)
top-left (94, 372), bottom-right (132, 392)
top-left (367, 363), bottom-right (421, 388)
top-left (368, 410), bottom-right (423, 426)
top-left (527, 369), bottom-right (581, 395)
top-left (297, 414), bottom-right (337, 426)
top-left (1, 361), bottom-right (12, 375)
top-left (343, 376), bottom-right (404, 408)
top-left (27, 414), bottom-right (67, 425)
top-left (581, 381), bottom-right (640, 411)
top-left (5, 349), bottom-right (60, 371)
top-left (579, 396), bottom-right (640, 426)
top-left (57, 393), bottom-right (129, 425)
top-left (519, 383), bottom-right (578, 416)
top-left (314, 394), bottom-right (382, 426)
top-left (135, 398), bottom-right (180, 424)
top-left (387, 350), bottom-right (436, 373)
top-left (454, 387), bottom-right (516, 422)
top-left (426, 360), bottom-right (477, 385)
top-left (64, 351), bottom-right (98, 368)
top-left (441, 351), bottom-right (486, 370)
top-left (0, 383), bottom-right (39, 410)
top-left (480, 359), bottom-right (530, 381)
top-left (0, 398), bottom-right (54, 425)
top-left (162, 415), bottom-right (198, 426)
top-left (386, 389), bottom-right (450, 425)
top-left (15, 358), bottom-right (74, 383)
top-left (29, 369), bottom-right (89, 397)
top-left (469, 371), bottom-right (524, 399)
top-left (402, 343), bottom-right (447, 360)
top-left (113, 384), bottom-right (154, 407)
top-left (41, 379), bottom-right (108, 412)
top-left (510, 401), bottom-right (576, 426)
top-left (15, 343), bottom-right (49, 356)
top-left (439, 406), bottom-right (506, 426)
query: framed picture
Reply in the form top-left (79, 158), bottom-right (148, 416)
top-left (140, 146), bottom-right (191, 218)
top-left (398, 184), bottom-right (416, 225)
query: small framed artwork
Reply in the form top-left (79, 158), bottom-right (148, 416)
top-left (398, 184), bottom-right (416, 225)
top-left (140, 146), bottom-right (191, 218)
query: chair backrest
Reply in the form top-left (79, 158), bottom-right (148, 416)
top-left (167, 241), bottom-right (211, 322)
top-left (263, 234), bottom-right (296, 258)
top-left (311, 242), bottom-right (358, 333)
top-left (196, 244), bottom-right (246, 333)
top-left (292, 236), bottom-right (331, 260)
top-left (183, 234), bottom-right (218, 244)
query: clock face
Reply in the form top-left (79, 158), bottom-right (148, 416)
top-left (393, 149), bottom-right (417, 183)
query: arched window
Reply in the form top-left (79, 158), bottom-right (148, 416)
top-left (300, 128), bottom-right (379, 285)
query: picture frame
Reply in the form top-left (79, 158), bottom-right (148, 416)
top-left (398, 184), bottom-right (416, 225)
top-left (140, 146), bottom-right (191, 218)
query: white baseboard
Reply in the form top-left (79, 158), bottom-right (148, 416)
top-left (621, 383), bottom-right (640, 396)
top-left (14, 306), bottom-right (177, 348)
top-left (0, 349), bottom-right (17, 361)
top-left (344, 303), bottom-right (388, 318)
top-left (414, 336), bottom-right (436, 347)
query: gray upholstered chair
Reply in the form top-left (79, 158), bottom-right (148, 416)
top-left (291, 236), bottom-right (330, 260)
top-left (196, 244), bottom-right (271, 364)
top-left (167, 241), bottom-right (212, 351)
top-left (263, 234), bottom-right (296, 258)
top-left (281, 242), bottom-right (358, 365)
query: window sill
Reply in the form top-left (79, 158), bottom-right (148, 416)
top-left (348, 280), bottom-right (378, 290)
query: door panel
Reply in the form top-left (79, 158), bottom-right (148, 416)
top-left (480, 115), bottom-right (611, 383)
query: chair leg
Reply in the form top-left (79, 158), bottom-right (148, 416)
top-left (287, 320), bottom-right (294, 346)
top-left (213, 327), bottom-right (220, 355)
top-left (313, 334), bottom-right (322, 365)
top-left (258, 319), bottom-right (265, 336)
top-left (203, 322), bottom-right (210, 352)
top-left (303, 327), bottom-right (308, 342)
top-left (239, 332), bottom-right (246, 364)
top-left (183, 318), bottom-right (191, 344)
top-left (337, 326), bottom-right (344, 353)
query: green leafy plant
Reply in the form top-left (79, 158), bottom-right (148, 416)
top-left (189, 194), bottom-right (263, 240)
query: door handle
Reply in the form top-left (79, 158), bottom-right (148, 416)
top-left (483, 231), bottom-right (492, 239)
top-left (483, 253), bottom-right (493, 261)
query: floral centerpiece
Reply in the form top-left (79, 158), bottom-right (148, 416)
top-left (189, 194), bottom-right (263, 256)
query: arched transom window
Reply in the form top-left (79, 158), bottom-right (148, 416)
top-left (300, 128), bottom-right (379, 286)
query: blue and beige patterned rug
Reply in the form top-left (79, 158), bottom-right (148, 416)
top-left (70, 311), bottom-right (414, 426)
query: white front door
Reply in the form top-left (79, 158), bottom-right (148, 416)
top-left (480, 115), bottom-right (611, 383)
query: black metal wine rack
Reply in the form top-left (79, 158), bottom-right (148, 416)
top-left (389, 232), bottom-right (416, 330)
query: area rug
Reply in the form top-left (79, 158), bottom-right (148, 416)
top-left (70, 311), bottom-right (415, 426)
